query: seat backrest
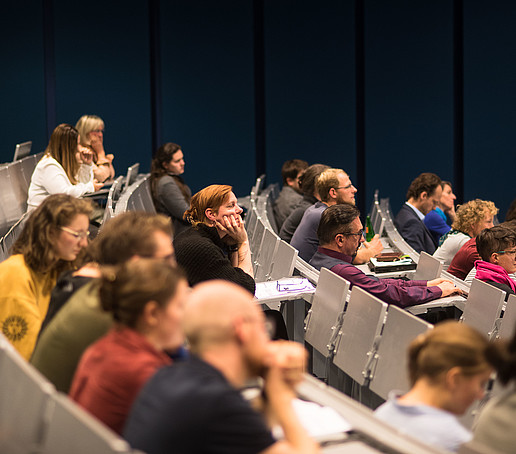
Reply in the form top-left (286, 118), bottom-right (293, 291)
top-left (250, 217), bottom-right (266, 257)
top-left (13, 140), bottom-right (32, 161)
top-left (245, 206), bottom-right (259, 244)
top-left (0, 211), bottom-right (29, 263)
top-left (305, 268), bottom-right (350, 358)
top-left (114, 173), bottom-right (151, 216)
top-left (101, 176), bottom-right (124, 226)
top-left (254, 228), bottom-right (279, 282)
top-left (138, 178), bottom-right (156, 214)
top-left (461, 279), bottom-right (505, 339)
top-left (269, 240), bottom-right (298, 280)
top-left (123, 163), bottom-right (140, 192)
top-left (41, 393), bottom-right (132, 454)
top-left (250, 174), bottom-right (265, 201)
top-left (369, 305), bottom-right (432, 399)
top-left (333, 286), bottom-right (388, 385)
top-left (369, 190), bottom-right (385, 237)
top-left (0, 341), bottom-right (55, 453)
top-left (498, 293), bottom-right (516, 340)
top-left (265, 193), bottom-right (279, 233)
top-left (0, 164), bottom-right (22, 233)
top-left (412, 251), bottom-right (443, 280)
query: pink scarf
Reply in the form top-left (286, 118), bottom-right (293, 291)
top-left (474, 260), bottom-right (516, 293)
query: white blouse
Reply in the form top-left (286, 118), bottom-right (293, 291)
top-left (27, 155), bottom-right (95, 210)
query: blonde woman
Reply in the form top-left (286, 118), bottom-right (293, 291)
top-left (75, 114), bottom-right (115, 183)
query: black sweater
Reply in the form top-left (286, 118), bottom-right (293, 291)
top-left (173, 224), bottom-right (256, 294)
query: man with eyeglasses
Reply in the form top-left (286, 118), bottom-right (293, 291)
top-left (291, 168), bottom-right (383, 262)
top-left (310, 204), bottom-right (461, 307)
top-left (473, 224), bottom-right (516, 298)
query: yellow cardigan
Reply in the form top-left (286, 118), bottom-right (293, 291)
top-left (0, 254), bottom-right (56, 360)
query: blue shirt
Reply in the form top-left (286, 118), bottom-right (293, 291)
top-left (375, 391), bottom-right (472, 452)
top-left (290, 201), bottom-right (327, 262)
top-left (424, 207), bottom-right (451, 245)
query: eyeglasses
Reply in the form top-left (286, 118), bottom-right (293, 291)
top-left (335, 183), bottom-right (354, 190)
top-left (338, 229), bottom-right (364, 238)
top-left (496, 249), bottom-right (516, 256)
top-left (59, 226), bottom-right (90, 240)
top-left (91, 129), bottom-right (104, 134)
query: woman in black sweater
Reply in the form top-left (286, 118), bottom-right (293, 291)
top-left (173, 184), bottom-right (254, 294)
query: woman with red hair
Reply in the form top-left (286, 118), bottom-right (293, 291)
top-left (173, 184), bottom-right (254, 294)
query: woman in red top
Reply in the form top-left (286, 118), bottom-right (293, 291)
top-left (69, 259), bottom-right (188, 434)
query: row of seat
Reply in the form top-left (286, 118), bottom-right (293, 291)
top-left (0, 332), bottom-right (143, 454)
top-left (0, 152), bottom-right (42, 237)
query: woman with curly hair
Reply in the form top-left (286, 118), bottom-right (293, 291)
top-left (0, 194), bottom-right (92, 359)
top-left (433, 199), bottom-right (497, 266)
top-left (150, 143), bottom-right (191, 235)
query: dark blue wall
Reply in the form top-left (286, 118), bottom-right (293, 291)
top-left (0, 0), bottom-right (513, 218)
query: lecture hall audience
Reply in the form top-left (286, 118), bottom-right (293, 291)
top-left (150, 142), bottom-right (191, 235)
top-left (3, 129), bottom-right (516, 454)
top-left (0, 194), bottom-right (92, 360)
top-left (70, 259), bottom-right (188, 434)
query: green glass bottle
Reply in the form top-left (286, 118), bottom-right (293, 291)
top-left (365, 215), bottom-right (375, 242)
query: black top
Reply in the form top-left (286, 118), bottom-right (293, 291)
top-left (484, 279), bottom-right (515, 301)
top-left (38, 271), bottom-right (92, 338)
top-left (173, 223), bottom-right (256, 294)
top-left (124, 356), bottom-right (275, 454)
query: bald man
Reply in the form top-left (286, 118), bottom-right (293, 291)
top-left (124, 281), bottom-right (319, 454)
